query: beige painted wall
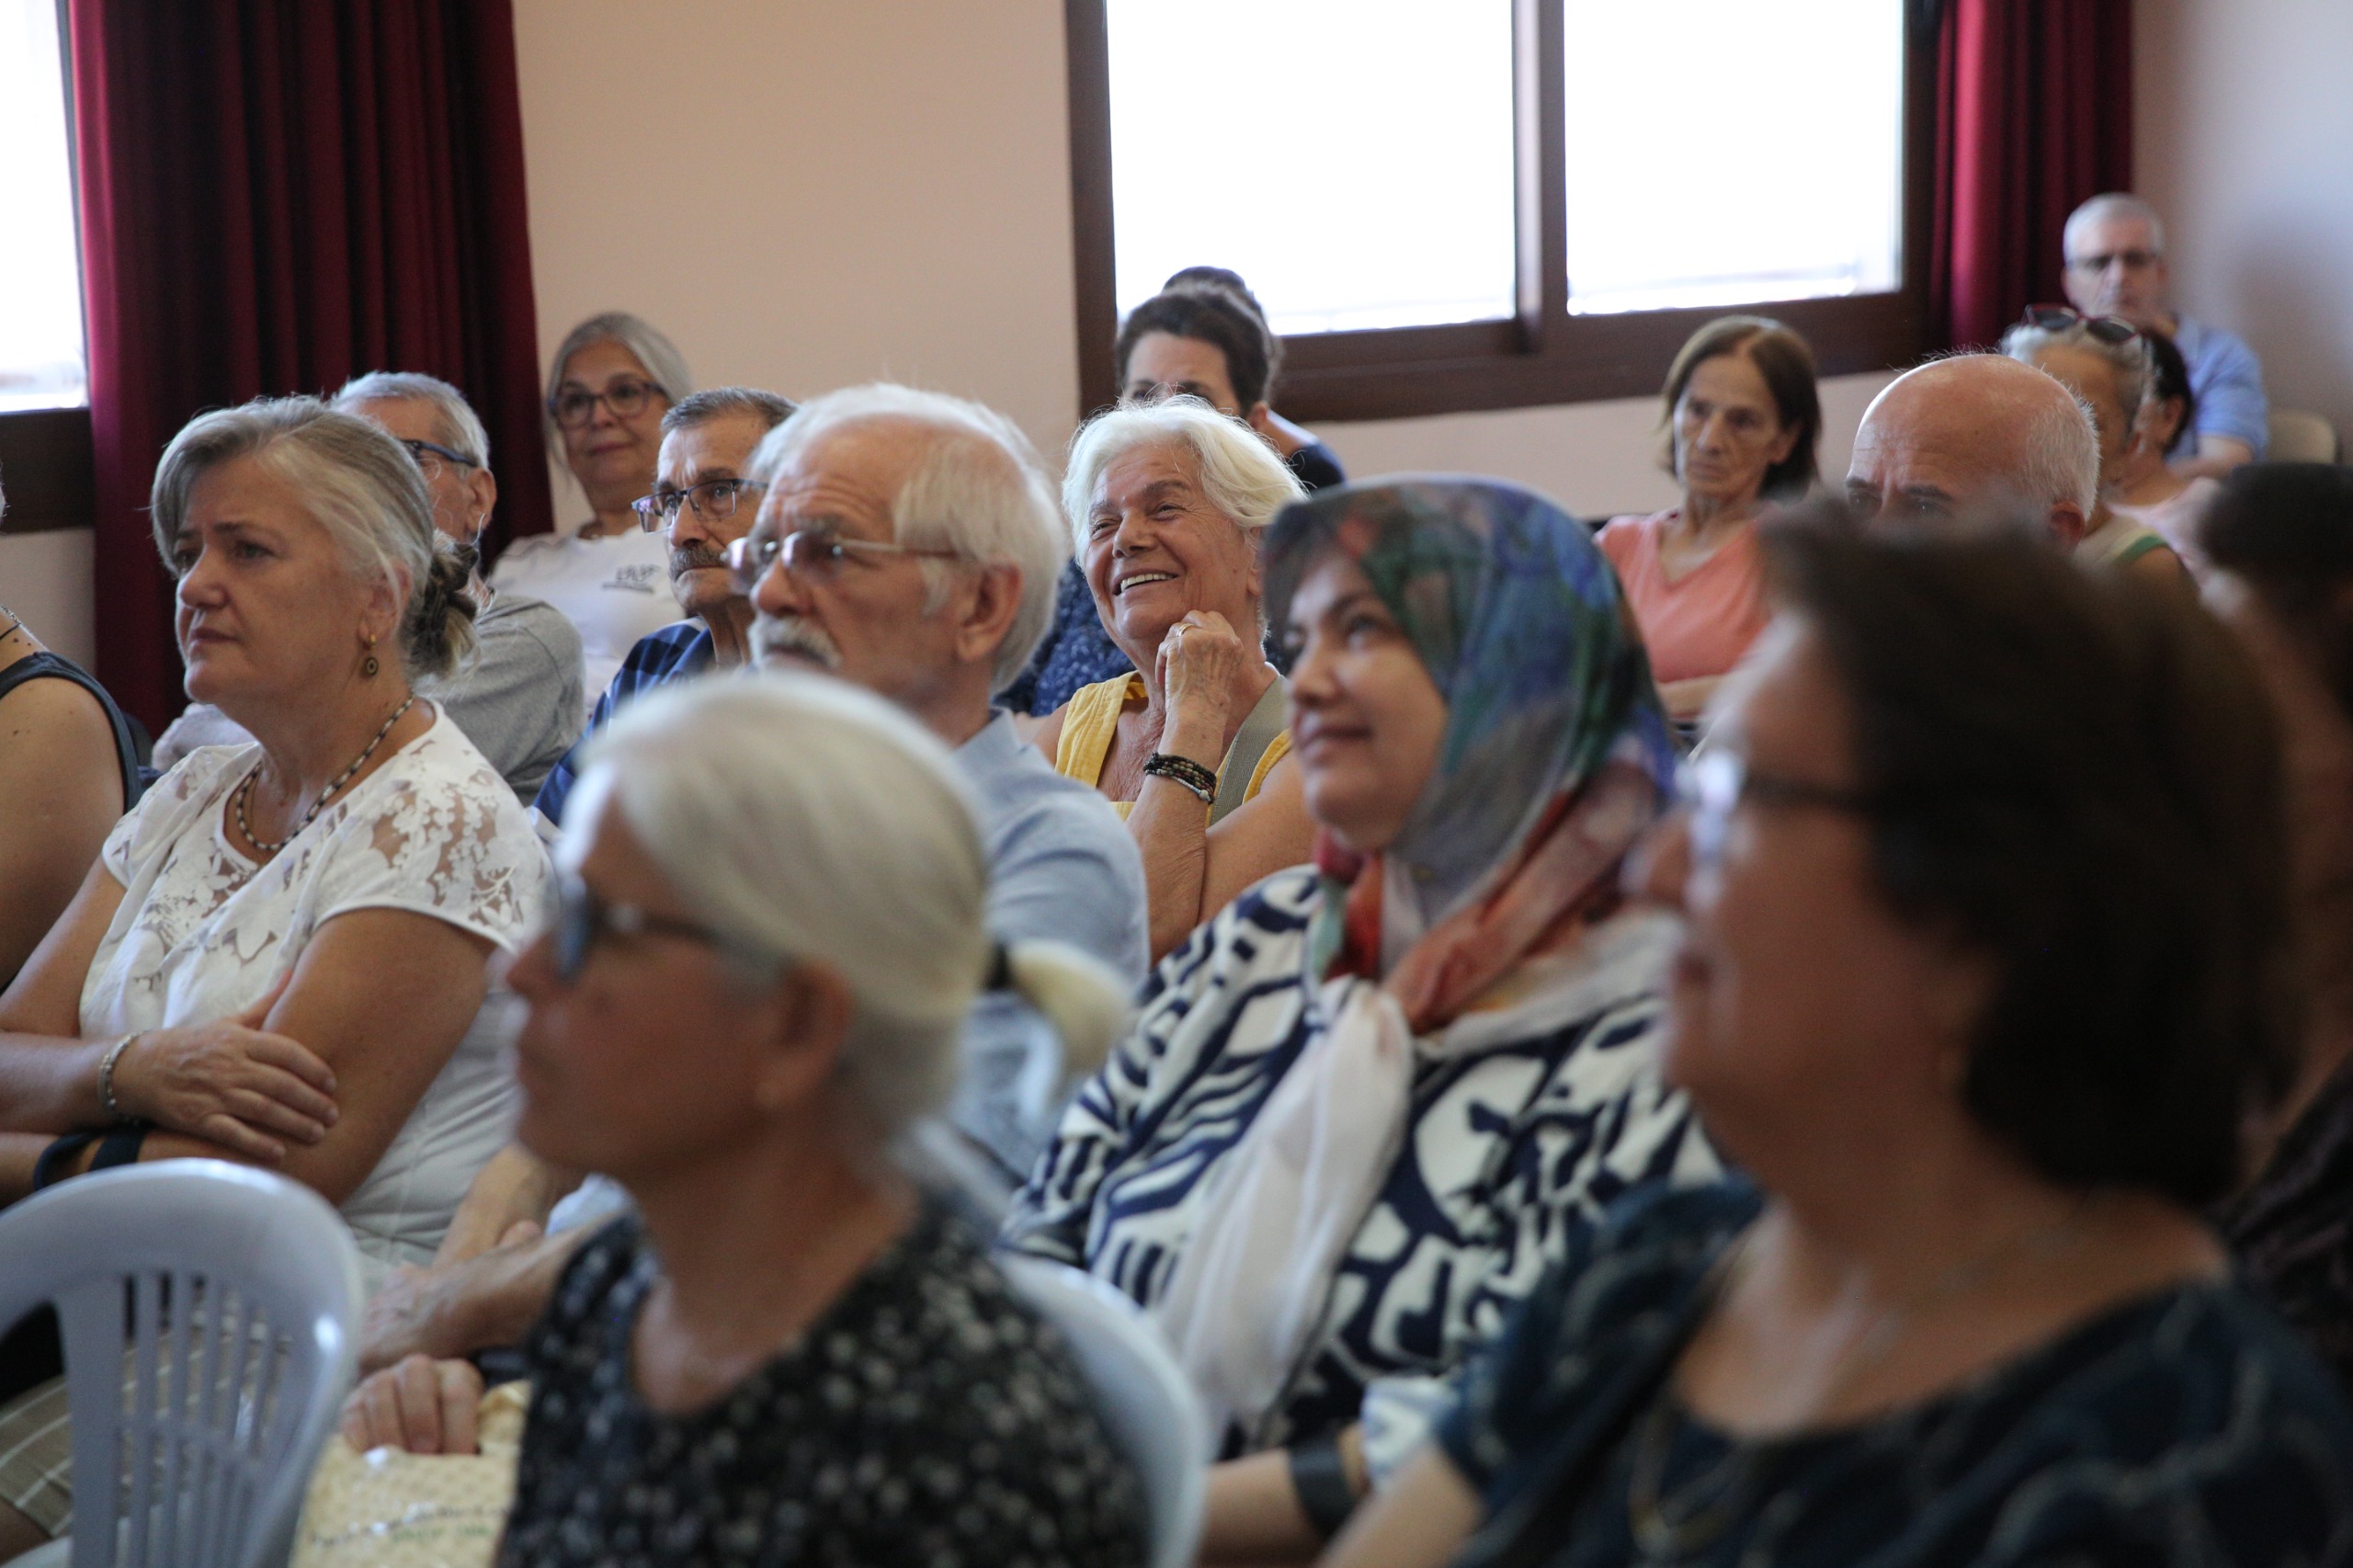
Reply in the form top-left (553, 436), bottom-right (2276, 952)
top-left (510, 0), bottom-right (1892, 520)
top-left (2135, 0), bottom-right (2353, 445)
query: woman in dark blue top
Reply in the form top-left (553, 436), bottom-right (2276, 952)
top-left (1319, 517), bottom-right (2353, 1568)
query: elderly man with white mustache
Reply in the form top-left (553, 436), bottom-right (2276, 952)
top-left (353, 386), bottom-right (1150, 1390)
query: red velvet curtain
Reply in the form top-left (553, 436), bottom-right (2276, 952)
top-left (1928, 0), bottom-right (2135, 351)
top-left (70, 0), bottom-right (551, 732)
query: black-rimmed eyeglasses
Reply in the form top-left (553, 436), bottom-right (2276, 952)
top-left (398, 437), bottom-right (480, 479)
top-left (631, 478), bottom-right (767, 531)
top-left (546, 871), bottom-right (756, 983)
top-left (1676, 750), bottom-right (1878, 869)
top-left (548, 377), bottom-right (666, 429)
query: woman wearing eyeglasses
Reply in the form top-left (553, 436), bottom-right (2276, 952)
top-left (1007, 479), bottom-right (1716, 1562)
top-left (488, 312), bottom-right (694, 709)
top-left (1319, 521), bottom-right (2353, 1568)
top-left (342, 676), bottom-right (1147, 1568)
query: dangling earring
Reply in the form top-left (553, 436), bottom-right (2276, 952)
top-left (360, 633), bottom-right (380, 679)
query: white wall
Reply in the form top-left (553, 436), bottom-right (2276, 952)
top-left (2135, 0), bottom-right (2353, 444)
top-left (0, 528), bottom-right (94, 665)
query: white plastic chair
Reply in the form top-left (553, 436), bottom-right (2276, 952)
top-left (999, 1256), bottom-right (1208, 1568)
top-left (2269, 407), bottom-right (2343, 464)
top-left (0, 1160), bottom-right (361, 1568)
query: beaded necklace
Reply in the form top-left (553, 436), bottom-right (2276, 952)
top-left (234, 695), bottom-right (415, 856)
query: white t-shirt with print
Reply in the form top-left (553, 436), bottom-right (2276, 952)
top-left (81, 707), bottom-right (552, 1290)
top-left (487, 527), bottom-right (677, 715)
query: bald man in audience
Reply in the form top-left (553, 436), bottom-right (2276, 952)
top-left (1844, 354), bottom-right (2098, 548)
top-left (2063, 192), bottom-right (2268, 479)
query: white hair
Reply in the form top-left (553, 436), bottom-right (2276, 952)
top-left (1998, 320), bottom-right (2153, 435)
top-left (151, 396), bottom-right (476, 678)
top-left (2013, 371), bottom-right (2104, 518)
top-left (2064, 192), bottom-right (2165, 258)
top-left (543, 311), bottom-right (694, 447)
top-left (332, 370), bottom-right (492, 468)
top-left (745, 383), bottom-right (1067, 692)
top-left (578, 673), bottom-right (1128, 1139)
top-left (1061, 396), bottom-right (1305, 563)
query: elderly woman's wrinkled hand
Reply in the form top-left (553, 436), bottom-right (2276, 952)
top-left (109, 988), bottom-right (340, 1163)
top-left (342, 1353), bottom-right (485, 1456)
top-left (1157, 610), bottom-right (1249, 760)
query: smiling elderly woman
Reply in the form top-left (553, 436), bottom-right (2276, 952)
top-left (343, 676), bottom-right (1146, 1568)
top-left (0, 396), bottom-right (549, 1556)
top-left (1033, 397), bottom-right (1317, 958)
top-left (1007, 480), bottom-right (1718, 1562)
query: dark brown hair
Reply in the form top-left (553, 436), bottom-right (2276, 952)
top-left (2201, 462), bottom-right (2353, 717)
top-left (1658, 315), bottom-right (1823, 500)
top-left (1113, 269), bottom-right (1279, 412)
top-left (1764, 508), bottom-right (2297, 1205)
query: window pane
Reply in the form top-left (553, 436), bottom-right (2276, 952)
top-left (1107, 1), bottom-right (1515, 337)
top-left (0, 0), bottom-right (85, 413)
top-left (1562, 0), bottom-right (1904, 316)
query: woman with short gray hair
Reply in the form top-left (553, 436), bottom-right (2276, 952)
top-left (489, 311), bottom-right (694, 707)
top-left (1034, 396), bottom-right (1318, 959)
top-left (0, 394), bottom-right (551, 1554)
top-left (342, 675), bottom-right (1147, 1568)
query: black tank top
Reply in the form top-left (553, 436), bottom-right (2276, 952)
top-left (0, 650), bottom-right (142, 812)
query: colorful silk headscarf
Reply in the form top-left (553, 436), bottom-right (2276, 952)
top-left (1151, 479), bottom-right (1682, 1439)
top-left (1264, 476), bottom-right (1678, 1021)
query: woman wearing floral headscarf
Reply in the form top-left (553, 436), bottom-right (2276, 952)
top-left (1003, 479), bottom-right (1720, 1562)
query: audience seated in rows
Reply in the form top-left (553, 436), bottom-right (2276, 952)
top-left (0, 483), bottom-right (140, 991)
top-left (2000, 310), bottom-right (2197, 597)
top-left (1006, 478), bottom-right (1719, 1560)
top-left (0, 397), bottom-right (551, 1556)
top-left (532, 386), bottom-right (795, 825)
top-left (345, 676), bottom-right (1149, 1568)
top-left (1598, 316), bottom-right (1822, 724)
top-left (2204, 463), bottom-right (2353, 1390)
top-left (1324, 516), bottom-right (2353, 1568)
top-left (353, 384), bottom-right (1150, 1385)
top-left (1012, 267), bottom-right (1347, 716)
top-left (2063, 191), bottom-right (2268, 476)
top-left (2112, 326), bottom-right (2222, 571)
top-left (487, 311), bottom-right (694, 706)
top-left (1034, 398), bottom-right (1318, 959)
top-left (155, 370), bottom-right (588, 803)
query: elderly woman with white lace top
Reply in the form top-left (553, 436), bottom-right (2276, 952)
top-left (0, 395), bottom-right (549, 1556)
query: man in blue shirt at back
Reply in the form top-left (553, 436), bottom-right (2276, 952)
top-left (2063, 192), bottom-right (2268, 479)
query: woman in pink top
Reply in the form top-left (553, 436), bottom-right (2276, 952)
top-left (1599, 316), bottom-right (1821, 723)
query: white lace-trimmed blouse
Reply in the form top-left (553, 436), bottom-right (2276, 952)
top-left (78, 707), bottom-right (551, 1290)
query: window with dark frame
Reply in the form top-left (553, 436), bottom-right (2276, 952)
top-left (0, 0), bottom-right (94, 536)
top-left (1066, 0), bottom-right (1937, 425)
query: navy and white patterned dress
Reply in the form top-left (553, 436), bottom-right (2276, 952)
top-left (1441, 1182), bottom-right (2353, 1568)
top-left (497, 1203), bottom-right (1147, 1568)
top-left (1003, 868), bottom-right (1718, 1457)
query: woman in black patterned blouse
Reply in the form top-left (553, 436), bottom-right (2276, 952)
top-left (341, 675), bottom-right (1147, 1568)
top-left (1323, 519), bottom-right (2353, 1568)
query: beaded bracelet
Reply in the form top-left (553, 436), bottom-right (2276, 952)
top-left (1142, 753), bottom-right (1218, 807)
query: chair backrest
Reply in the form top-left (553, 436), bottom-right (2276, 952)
top-left (2269, 407), bottom-right (2344, 464)
top-left (0, 1160), bottom-right (360, 1568)
top-left (998, 1256), bottom-right (1208, 1568)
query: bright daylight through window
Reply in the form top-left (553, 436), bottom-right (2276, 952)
top-left (1563, 0), bottom-right (1904, 314)
top-left (0, 0), bottom-right (85, 412)
top-left (1105, 2), bottom-right (1905, 337)
top-left (1107, 0), bottom-right (1518, 336)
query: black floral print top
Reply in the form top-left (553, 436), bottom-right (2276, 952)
top-left (496, 1202), bottom-right (1147, 1568)
top-left (1440, 1183), bottom-right (2353, 1568)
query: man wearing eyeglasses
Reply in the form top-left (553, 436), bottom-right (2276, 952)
top-left (2062, 192), bottom-right (2268, 480)
top-left (531, 387), bottom-right (796, 827)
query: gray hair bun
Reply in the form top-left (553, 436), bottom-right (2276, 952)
top-left (404, 538), bottom-right (480, 680)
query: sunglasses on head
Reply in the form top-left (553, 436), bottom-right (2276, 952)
top-left (2018, 305), bottom-right (2140, 347)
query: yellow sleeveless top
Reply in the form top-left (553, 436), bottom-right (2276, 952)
top-left (1052, 676), bottom-right (1290, 822)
